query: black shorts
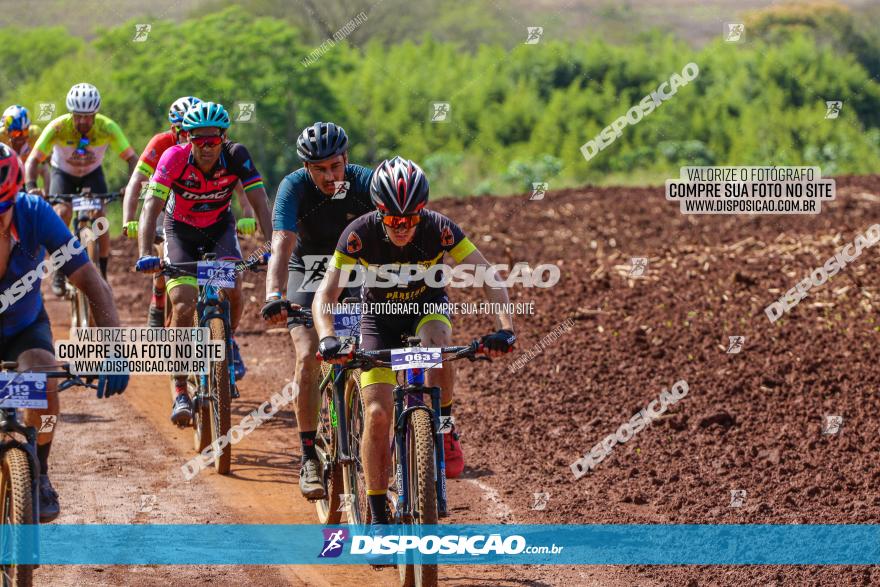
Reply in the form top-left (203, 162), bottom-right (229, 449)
top-left (0, 308), bottom-right (54, 362)
top-left (50, 165), bottom-right (108, 195)
top-left (286, 266), bottom-right (360, 329)
top-left (358, 296), bottom-right (452, 351)
top-left (162, 212), bottom-right (242, 291)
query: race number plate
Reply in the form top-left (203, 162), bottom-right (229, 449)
top-left (72, 197), bottom-right (102, 212)
top-left (0, 373), bottom-right (48, 409)
top-left (197, 261), bottom-right (236, 288)
top-left (333, 306), bottom-right (361, 337)
top-left (390, 348), bottom-right (442, 371)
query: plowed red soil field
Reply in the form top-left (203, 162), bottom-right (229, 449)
top-left (38, 176), bottom-right (880, 585)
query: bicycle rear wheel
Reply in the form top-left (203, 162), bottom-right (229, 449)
top-left (207, 317), bottom-right (232, 474)
top-left (399, 410), bottom-right (438, 587)
top-left (315, 363), bottom-right (343, 524)
top-left (0, 448), bottom-right (34, 587)
top-left (343, 371), bottom-right (371, 526)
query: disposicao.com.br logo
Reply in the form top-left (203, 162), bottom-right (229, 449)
top-left (343, 531), bottom-right (563, 558)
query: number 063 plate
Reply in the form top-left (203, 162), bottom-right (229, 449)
top-left (390, 348), bottom-right (442, 371)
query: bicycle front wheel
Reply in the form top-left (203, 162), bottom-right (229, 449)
top-left (0, 448), bottom-right (34, 587)
top-left (399, 409), bottom-right (438, 587)
top-left (315, 363), bottom-right (343, 524)
top-left (343, 371), bottom-right (371, 526)
top-left (208, 317), bottom-right (232, 474)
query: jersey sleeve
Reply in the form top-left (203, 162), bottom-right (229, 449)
top-left (272, 174), bottom-right (299, 233)
top-left (135, 133), bottom-right (166, 177)
top-left (32, 118), bottom-right (60, 159)
top-left (35, 196), bottom-right (90, 276)
top-left (437, 214), bottom-right (476, 262)
top-left (143, 147), bottom-right (181, 201)
top-left (104, 117), bottom-right (133, 157)
top-left (349, 164), bottom-right (374, 195)
top-left (227, 143), bottom-right (264, 193)
top-left (330, 219), bottom-right (365, 269)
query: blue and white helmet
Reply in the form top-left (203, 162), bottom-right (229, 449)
top-left (168, 96), bottom-right (202, 126)
top-left (2, 105), bottom-right (30, 132)
top-left (66, 83), bottom-right (101, 114)
top-left (181, 101), bottom-right (230, 131)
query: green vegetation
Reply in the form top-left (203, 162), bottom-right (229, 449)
top-left (0, 1), bottom-right (877, 203)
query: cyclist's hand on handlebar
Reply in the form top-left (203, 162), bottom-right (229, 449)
top-left (123, 220), bottom-right (138, 239)
top-left (97, 371), bottom-right (129, 398)
top-left (237, 217), bottom-right (256, 236)
top-left (317, 336), bottom-right (348, 364)
top-left (27, 187), bottom-right (45, 197)
top-left (135, 255), bottom-right (161, 273)
top-left (479, 329), bottom-right (516, 358)
top-left (261, 297), bottom-right (289, 325)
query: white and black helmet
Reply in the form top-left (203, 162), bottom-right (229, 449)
top-left (296, 122), bottom-right (349, 162)
top-left (370, 156), bottom-right (429, 215)
top-left (66, 83), bottom-right (101, 114)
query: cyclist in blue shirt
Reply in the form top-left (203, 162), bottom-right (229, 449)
top-left (261, 122), bottom-right (373, 499)
top-left (0, 144), bottom-right (128, 522)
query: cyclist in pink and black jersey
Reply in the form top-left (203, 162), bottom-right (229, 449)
top-left (135, 102), bottom-right (272, 425)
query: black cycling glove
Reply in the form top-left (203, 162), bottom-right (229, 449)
top-left (318, 336), bottom-right (343, 360)
top-left (261, 298), bottom-right (288, 320)
top-left (480, 329), bottom-right (516, 353)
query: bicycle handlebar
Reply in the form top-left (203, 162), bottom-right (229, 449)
top-left (0, 362), bottom-right (98, 392)
top-left (318, 339), bottom-right (488, 371)
top-left (46, 191), bottom-right (121, 205)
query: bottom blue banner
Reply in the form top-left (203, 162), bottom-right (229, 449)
top-left (0, 524), bottom-right (877, 565)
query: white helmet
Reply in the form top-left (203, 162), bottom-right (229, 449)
top-left (66, 83), bottom-right (101, 114)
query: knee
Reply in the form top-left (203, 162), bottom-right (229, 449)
top-left (365, 402), bottom-right (392, 428)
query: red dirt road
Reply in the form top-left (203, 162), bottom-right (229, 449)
top-left (29, 176), bottom-right (880, 585)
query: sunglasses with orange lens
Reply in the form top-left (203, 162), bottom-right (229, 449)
top-left (7, 129), bottom-right (28, 139)
top-left (190, 135), bottom-right (223, 148)
top-left (381, 214), bottom-right (421, 229)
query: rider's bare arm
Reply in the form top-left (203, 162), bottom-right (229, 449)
top-left (313, 265), bottom-right (346, 339)
top-left (67, 263), bottom-right (121, 327)
top-left (124, 152), bottom-right (138, 176)
top-left (243, 186), bottom-right (273, 241)
top-left (123, 170), bottom-right (149, 228)
top-left (138, 196), bottom-right (164, 258)
top-left (23, 151), bottom-right (46, 194)
top-left (266, 229), bottom-right (297, 298)
top-left (453, 248), bottom-right (516, 333)
top-left (235, 182), bottom-right (255, 218)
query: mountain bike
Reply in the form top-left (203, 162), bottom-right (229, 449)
top-left (0, 361), bottom-right (97, 586)
top-left (46, 190), bottom-right (119, 338)
top-left (153, 251), bottom-right (266, 474)
top-left (321, 338), bottom-right (487, 586)
top-left (309, 298), bottom-right (360, 525)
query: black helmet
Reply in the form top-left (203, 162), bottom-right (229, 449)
top-left (296, 122), bottom-right (349, 162)
top-left (370, 156), bottom-right (429, 215)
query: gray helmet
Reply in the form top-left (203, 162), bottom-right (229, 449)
top-left (296, 122), bottom-right (349, 162)
top-left (370, 156), bottom-right (429, 215)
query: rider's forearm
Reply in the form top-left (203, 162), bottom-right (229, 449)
top-left (123, 170), bottom-right (148, 225)
top-left (68, 264), bottom-right (121, 327)
top-left (235, 183), bottom-right (254, 217)
top-left (126, 155), bottom-right (138, 176)
top-left (23, 154), bottom-right (40, 186)
top-left (246, 188), bottom-right (273, 241)
top-left (482, 269), bottom-right (515, 332)
top-left (138, 197), bottom-right (162, 257)
top-left (266, 230), bottom-right (296, 296)
top-left (313, 271), bottom-right (344, 338)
